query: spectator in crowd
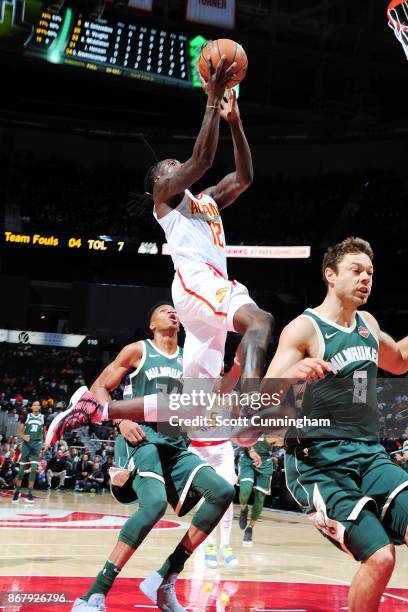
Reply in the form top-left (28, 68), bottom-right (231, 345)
top-left (101, 455), bottom-right (113, 487)
top-left (75, 452), bottom-right (92, 488)
top-left (36, 450), bottom-right (48, 489)
top-left (0, 456), bottom-right (17, 489)
top-left (46, 450), bottom-right (68, 491)
top-left (75, 460), bottom-right (104, 493)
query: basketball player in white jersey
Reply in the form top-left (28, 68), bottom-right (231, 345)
top-left (143, 55), bottom-right (273, 388)
top-left (188, 358), bottom-right (242, 569)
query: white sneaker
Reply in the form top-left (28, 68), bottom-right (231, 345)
top-left (220, 545), bottom-right (239, 568)
top-left (204, 543), bottom-right (218, 569)
top-left (140, 572), bottom-right (186, 611)
top-left (157, 575), bottom-right (186, 612)
top-left (140, 571), bottom-right (163, 605)
top-left (71, 594), bottom-right (105, 610)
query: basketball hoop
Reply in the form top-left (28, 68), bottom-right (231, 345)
top-left (387, 0), bottom-right (408, 59)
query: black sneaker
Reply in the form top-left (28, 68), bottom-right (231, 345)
top-left (26, 493), bottom-right (34, 504)
top-left (12, 490), bottom-right (20, 503)
top-left (238, 507), bottom-right (248, 530)
top-left (242, 525), bottom-right (253, 547)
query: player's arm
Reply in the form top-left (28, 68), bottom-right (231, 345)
top-left (91, 342), bottom-right (146, 444)
top-left (363, 311), bottom-right (408, 375)
top-left (206, 89), bottom-right (253, 210)
top-left (154, 58), bottom-right (235, 208)
top-left (90, 342), bottom-right (143, 403)
top-left (260, 316), bottom-right (331, 404)
top-left (16, 420), bottom-right (29, 442)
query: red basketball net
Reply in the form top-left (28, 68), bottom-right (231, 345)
top-left (387, 0), bottom-right (408, 59)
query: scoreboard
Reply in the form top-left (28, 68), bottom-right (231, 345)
top-left (1, 0), bottom-right (206, 88)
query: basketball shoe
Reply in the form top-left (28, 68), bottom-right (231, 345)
top-left (238, 506), bottom-right (248, 530)
top-left (204, 543), bottom-right (218, 568)
top-left (45, 386), bottom-right (103, 447)
top-left (242, 525), bottom-right (253, 547)
top-left (71, 594), bottom-right (105, 610)
top-left (140, 571), bottom-right (186, 611)
top-left (220, 545), bottom-right (239, 568)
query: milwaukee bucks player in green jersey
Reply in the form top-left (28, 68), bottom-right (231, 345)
top-left (238, 437), bottom-right (273, 546)
top-left (263, 237), bottom-right (408, 612)
top-left (12, 400), bottom-right (44, 503)
top-left (72, 303), bottom-right (234, 612)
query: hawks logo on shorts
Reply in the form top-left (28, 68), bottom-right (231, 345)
top-left (215, 287), bottom-right (229, 304)
top-left (358, 326), bottom-right (370, 338)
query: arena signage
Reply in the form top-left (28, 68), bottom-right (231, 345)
top-left (0, 329), bottom-right (88, 348)
top-left (186, 0), bottom-right (236, 29)
top-left (162, 244), bottom-right (311, 259)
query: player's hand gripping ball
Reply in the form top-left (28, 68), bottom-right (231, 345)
top-left (198, 38), bottom-right (248, 89)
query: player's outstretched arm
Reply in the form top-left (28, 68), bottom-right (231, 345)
top-left (154, 57), bottom-right (236, 203)
top-left (363, 311), bottom-right (408, 374)
top-left (207, 89), bottom-right (253, 210)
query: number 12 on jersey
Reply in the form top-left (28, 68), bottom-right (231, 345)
top-left (207, 221), bottom-right (224, 248)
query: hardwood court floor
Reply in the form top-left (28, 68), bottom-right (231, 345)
top-left (0, 490), bottom-right (407, 611)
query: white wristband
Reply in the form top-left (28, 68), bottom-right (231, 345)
top-left (101, 402), bottom-right (109, 421)
top-left (144, 394), bottom-right (158, 422)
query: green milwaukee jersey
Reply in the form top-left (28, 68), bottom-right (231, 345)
top-left (296, 308), bottom-right (379, 441)
top-left (23, 413), bottom-right (44, 442)
top-left (249, 439), bottom-right (272, 459)
top-left (122, 339), bottom-right (184, 447)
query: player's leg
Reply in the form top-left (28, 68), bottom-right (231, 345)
top-left (285, 446), bottom-right (395, 611)
top-left (73, 474), bottom-right (167, 611)
top-left (238, 455), bottom-right (254, 530)
top-left (212, 443), bottom-right (239, 567)
top-left (25, 457), bottom-right (39, 502)
top-left (244, 467), bottom-right (272, 545)
top-left (142, 466), bottom-right (234, 610)
top-left (197, 443), bottom-right (239, 568)
top-left (13, 444), bottom-right (31, 502)
top-left (187, 445), bottom-right (219, 569)
top-left (345, 511), bottom-right (395, 612)
top-left (242, 488), bottom-right (267, 547)
top-left (182, 324), bottom-right (226, 379)
top-left (349, 546), bottom-right (395, 612)
top-left (232, 303), bottom-right (274, 392)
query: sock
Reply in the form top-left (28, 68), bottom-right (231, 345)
top-left (83, 560), bottom-right (121, 600)
top-left (219, 503), bottom-right (233, 549)
top-left (205, 530), bottom-right (216, 546)
top-left (27, 488), bottom-right (33, 496)
top-left (15, 486), bottom-right (21, 494)
top-left (158, 544), bottom-right (191, 579)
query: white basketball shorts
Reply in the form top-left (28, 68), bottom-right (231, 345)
top-left (172, 262), bottom-right (255, 378)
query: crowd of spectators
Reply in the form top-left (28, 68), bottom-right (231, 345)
top-left (0, 431), bottom-right (116, 494)
top-left (0, 343), bottom-right (115, 494)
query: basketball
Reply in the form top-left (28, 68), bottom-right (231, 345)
top-left (198, 38), bottom-right (248, 89)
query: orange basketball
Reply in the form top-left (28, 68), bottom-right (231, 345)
top-left (198, 38), bottom-right (248, 89)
